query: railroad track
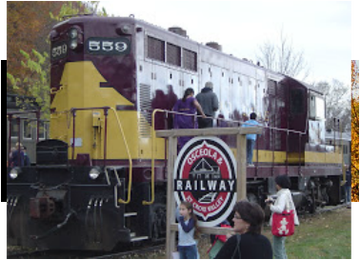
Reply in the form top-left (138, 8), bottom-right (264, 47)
top-left (7, 243), bottom-right (165, 259)
top-left (91, 244), bottom-right (165, 259)
top-left (302, 203), bottom-right (349, 217)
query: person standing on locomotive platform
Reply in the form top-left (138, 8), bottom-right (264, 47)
top-left (196, 81), bottom-right (219, 128)
top-left (173, 88), bottom-right (206, 151)
top-left (242, 112), bottom-right (261, 166)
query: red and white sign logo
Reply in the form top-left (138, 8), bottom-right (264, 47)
top-left (174, 137), bottom-right (237, 227)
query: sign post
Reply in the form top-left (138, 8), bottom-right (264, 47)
top-left (156, 127), bottom-right (262, 259)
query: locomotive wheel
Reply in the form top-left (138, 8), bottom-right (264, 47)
top-left (151, 203), bottom-right (166, 241)
top-left (247, 193), bottom-right (258, 204)
top-left (307, 192), bottom-right (316, 214)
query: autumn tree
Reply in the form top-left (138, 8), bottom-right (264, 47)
top-left (7, 1), bottom-right (108, 120)
top-left (351, 60), bottom-right (359, 202)
top-left (7, 1), bottom-right (65, 95)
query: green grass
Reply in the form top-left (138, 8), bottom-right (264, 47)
top-left (279, 208), bottom-right (351, 259)
top-left (10, 207), bottom-right (350, 258)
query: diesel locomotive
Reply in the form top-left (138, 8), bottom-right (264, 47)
top-left (7, 15), bottom-right (344, 251)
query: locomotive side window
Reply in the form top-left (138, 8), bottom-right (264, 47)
top-left (183, 48), bottom-right (197, 72)
top-left (290, 89), bottom-right (305, 114)
top-left (167, 43), bottom-right (181, 67)
top-left (147, 36), bottom-right (165, 62)
top-left (309, 94), bottom-right (325, 120)
top-left (315, 96), bottom-right (325, 120)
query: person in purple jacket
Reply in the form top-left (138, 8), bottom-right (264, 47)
top-left (173, 88), bottom-right (206, 151)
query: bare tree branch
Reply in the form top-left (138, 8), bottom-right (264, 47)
top-left (256, 28), bottom-right (309, 81)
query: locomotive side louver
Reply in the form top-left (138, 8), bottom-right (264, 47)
top-left (138, 84), bottom-right (152, 138)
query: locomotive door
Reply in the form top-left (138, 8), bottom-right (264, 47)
top-left (267, 80), bottom-right (286, 152)
top-left (287, 83), bottom-right (307, 153)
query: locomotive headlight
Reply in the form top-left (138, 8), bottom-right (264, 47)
top-left (116, 23), bottom-right (132, 35)
top-left (69, 28), bottom-right (78, 39)
top-left (69, 40), bottom-right (78, 50)
top-left (122, 24), bottom-right (131, 34)
top-left (9, 167), bottom-right (21, 180)
top-left (89, 167), bottom-right (102, 180)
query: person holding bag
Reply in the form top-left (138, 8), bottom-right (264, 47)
top-left (266, 175), bottom-right (300, 259)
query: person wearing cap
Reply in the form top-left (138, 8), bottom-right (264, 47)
top-left (10, 142), bottom-right (25, 167)
top-left (196, 81), bottom-right (219, 128)
top-left (265, 175), bottom-right (299, 259)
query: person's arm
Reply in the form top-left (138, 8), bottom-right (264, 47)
top-left (270, 193), bottom-right (286, 213)
top-left (193, 99), bottom-right (206, 118)
top-left (175, 206), bottom-right (181, 222)
top-left (172, 102), bottom-right (179, 128)
top-left (179, 217), bottom-right (195, 233)
top-left (212, 94), bottom-right (219, 112)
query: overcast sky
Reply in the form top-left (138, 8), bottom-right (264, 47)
top-left (100, 0), bottom-right (353, 85)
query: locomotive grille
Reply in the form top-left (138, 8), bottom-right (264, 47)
top-left (183, 49), bottom-right (197, 72)
top-left (147, 36), bottom-right (165, 62)
top-left (268, 80), bottom-right (276, 95)
top-left (167, 43), bottom-right (181, 67)
top-left (138, 84), bottom-right (152, 138)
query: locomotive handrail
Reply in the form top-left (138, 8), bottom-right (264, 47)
top-left (69, 106), bottom-right (133, 204)
top-left (150, 109), bottom-right (309, 177)
top-left (108, 107), bottom-right (133, 204)
top-left (149, 109), bottom-right (342, 206)
top-left (146, 109), bottom-right (206, 205)
top-left (143, 109), bottom-right (163, 205)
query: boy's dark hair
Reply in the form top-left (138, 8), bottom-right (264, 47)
top-left (233, 200), bottom-right (264, 235)
top-left (275, 174), bottom-right (291, 189)
top-left (250, 112), bottom-right (257, 120)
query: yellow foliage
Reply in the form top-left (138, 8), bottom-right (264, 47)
top-left (351, 60), bottom-right (359, 202)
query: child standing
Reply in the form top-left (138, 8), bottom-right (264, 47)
top-left (177, 201), bottom-right (199, 259)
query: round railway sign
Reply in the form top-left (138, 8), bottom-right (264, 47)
top-left (174, 136), bottom-right (237, 227)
